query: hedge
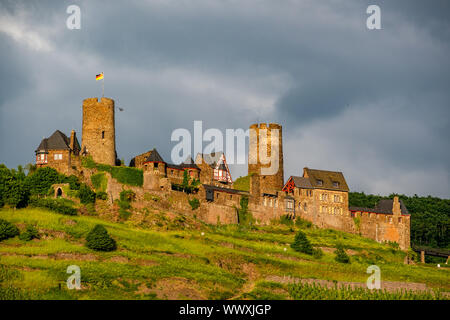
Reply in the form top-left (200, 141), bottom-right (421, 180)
top-left (29, 197), bottom-right (77, 216)
top-left (81, 157), bottom-right (143, 187)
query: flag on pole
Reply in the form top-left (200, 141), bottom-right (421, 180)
top-left (96, 72), bottom-right (104, 81)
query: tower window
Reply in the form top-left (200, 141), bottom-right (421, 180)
top-left (102, 131), bottom-right (105, 139)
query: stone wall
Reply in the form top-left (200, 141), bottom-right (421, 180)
top-left (82, 97), bottom-right (116, 166)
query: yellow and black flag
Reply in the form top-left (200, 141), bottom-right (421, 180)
top-left (96, 72), bottom-right (104, 81)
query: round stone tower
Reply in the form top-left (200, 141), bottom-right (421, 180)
top-left (81, 97), bottom-right (116, 166)
top-left (248, 123), bottom-right (284, 195)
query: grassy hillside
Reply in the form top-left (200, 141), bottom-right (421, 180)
top-left (0, 208), bottom-right (448, 300)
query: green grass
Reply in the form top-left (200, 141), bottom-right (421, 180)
top-left (233, 174), bottom-right (254, 192)
top-left (0, 208), bottom-right (448, 300)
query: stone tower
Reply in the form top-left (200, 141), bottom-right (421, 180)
top-left (81, 97), bottom-right (116, 166)
top-left (248, 123), bottom-right (284, 195)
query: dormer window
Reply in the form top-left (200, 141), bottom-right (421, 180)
top-left (333, 181), bottom-right (339, 188)
top-left (316, 179), bottom-right (323, 186)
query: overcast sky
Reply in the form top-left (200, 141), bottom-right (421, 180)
top-left (0, 0), bottom-right (449, 198)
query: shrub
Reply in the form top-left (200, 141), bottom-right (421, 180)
top-left (110, 167), bottom-right (143, 187)
top-left (19, 225), bottom-right (40, 241)
top-left (312, 248), bottom-right (324, 259)
top-left (24, 167), bottom-right (62, 196)
top-left (81, 156), bottom-right (96, 168)
top-left (0, 219), bottom-right (19, 241)
top-left (28, 197), bottom-right (77, 216)
top-left (86, 225), bottom-right (116, 251)
top-left (78, 184), bottom-right (96, 205)
top-left (188, 198), bottom-right (200, 210)
top-left (295, 218), bottom-right (313, 229)
top-left (280, 215), bottom-right (294, 226)
top-left (96, 191), bottom-right (108, 200)
top-left (120, 190), bottom-right (135, 202)
top-left (334, 245), bottom-right (350, 264)
top-left (91, 173), bottom-right (107, 192)
top-left (117, 190), bottom-right (135, 220)
top-left (238, 196), bottom-right (255, 227)
top-left (291, 230), bottom-right (313, 255)
top-left (65, 175), bottom-right (80, 190)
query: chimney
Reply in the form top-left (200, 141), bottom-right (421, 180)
top-left (392, 196), bottom-right (401, 215)
top-left (70, 130), bottom-right (76, 151)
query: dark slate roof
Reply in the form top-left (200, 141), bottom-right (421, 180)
top-left (349, 199), bottom-right (409, 215)
top-left (290, 176), bottom-right (313, 189)
top-left (375, 199), bottom-right (409, 215)
top-left (203, 184), bottom-right (248, 195)
top-left (145, 148), bottom-right (165, 162)
top-left (35, 130), bottom-right (79, 152)
top-left (304, 167), bottom-right (349, 192)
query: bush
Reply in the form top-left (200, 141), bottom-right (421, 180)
top-left (24, 167), bottom-right (62, 196)
top-left (280, 215), bottom-right (294, 226)
top-left (0, 219), bottom-right (20, 241)
top-left (312, 248), bottom-right (324, 259)
top-left (78, 184), bottom-right (96, 205)
top-left (86, 225), bottom-right (116, 251)
top-left (238, 196), bottom-right (255, 227)
top-left (96, 191), bottom-right (108, 200)
top-left (91, 173), bottom-right (107, 192)
top-left (188, 198), bottom-right (200, 210)
top-left (291, 230), bottom-right (313, 255)
top-left (334, 245), bottom-right (350, 263)
top-left (295, 218), bottom-right (313, 229)
top-left (19, 225), bottom-right (40, 241)
top-left (65, 175), bottom-right (81, 190)
top-left (29, 197), bottom-right (77, 216)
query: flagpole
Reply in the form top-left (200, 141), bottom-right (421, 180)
top-left (102, 73), bottom-right (104, 97)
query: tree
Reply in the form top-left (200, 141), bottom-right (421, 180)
top-left (86, 225), bottom-right (116, 251)
top-left (78, 184), bottom-right (96, 204)
top-left (0, 219), bottom-right (20, 241)
top-left (24, 167), bottom-right (62, 196)
top-left (334, 244), bottom-right (350, 263)
top-left (291, 230), bottom-right (313, 255)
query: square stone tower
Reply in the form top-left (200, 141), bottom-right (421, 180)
top-left (81, 97), bottom-right (116, 166)
top-left (248, 123), bottom-right (284, 195)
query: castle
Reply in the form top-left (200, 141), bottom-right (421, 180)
top-left (35, 96), bottom-right (411, 250)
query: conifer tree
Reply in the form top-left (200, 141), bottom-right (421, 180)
top-left (291, 230), bottom-right (313, 255)
top-left (86, 224), bottom-right (116, 251)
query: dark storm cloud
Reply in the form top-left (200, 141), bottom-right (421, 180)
top-left (0, 0), bottom-right (449, 197)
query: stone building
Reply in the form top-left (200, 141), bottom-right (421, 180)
top-left (195, 152), bottom-right (233, 188)
top-left (142, 148), bottom-right (201, 191)
top-left (33, 95), bottom-right (411, 250)
top-left (81, 97), bottom-right (117, 166)
top-left (349, 197), bottom-right (411, 250)
top-left (248, 123), bottom-right (284, 195)
top-left (35, 130), bottom-right (80, 175)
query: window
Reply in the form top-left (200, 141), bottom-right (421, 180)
top-left (333, 181), bottom-right (339, 188)
top-left (102, 131), bottom-right (105, 139)
top-left (334, 195), bottom-right (341, 203)
top-left (303, 203), bottom-right (307, 212)
top-left (316, 179), bottom-right (323, 186)
top-left (269, 198), bottom-right (273, 207)
top-left (54, 154), bottom-right (62, 160)
top-left (321, 193), bottom-right (328, 201)
top-left (263, 197), bottom-right (267, 206)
